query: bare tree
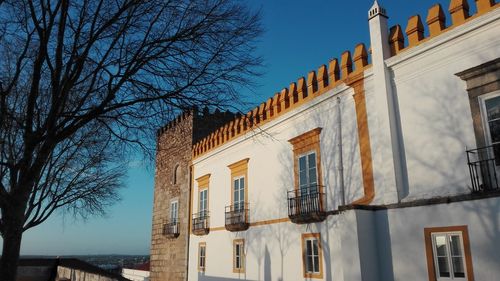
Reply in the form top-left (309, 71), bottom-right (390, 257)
top-left (0, 0), bottom-right (262, 279)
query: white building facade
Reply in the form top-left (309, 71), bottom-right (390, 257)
top-left (152, 1), bottom-right (500, 280)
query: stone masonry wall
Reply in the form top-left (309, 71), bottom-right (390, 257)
top-left (150, 113), bottom-right (194, 281)
top-left (150, 108), bottom-right (236, 281)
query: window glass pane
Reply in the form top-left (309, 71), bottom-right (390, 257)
top-left (299, 156), bottom-right (307, 171)
top-left (306, 240), bottom-right (313, 256)
top-left (452, 257), bottom-right (465, 278)
top-left (434, 235), bottom-right (447, 256)
top-left (309, 166), bottom-right (317, 186)
top-left (313, 256), bottom-right (320, 273)
top-left (449, 235), bottom-right (463, 256)
top-left (485, 96), bottom-right (500, 120)
top-left (488, 119), bottom-right (500, 143)
top-left (299, 170), bottom-right (308, 189)
top-left (306, 256), bottom-right (313, 272)
top-left (234, 181), bottom-right (239, 206)
top-left (313, 240), bottom-right (319, 255)
top-left (240, 178), bottom-right (245, 204)
top-left (308, 153), bottom-right (316, 168)
top-left (199, 190), bottom-right (207, 215)
top-left (494, 144), bottom-right (500, 166)
top-left (437, 257), bottom-right (450, 277)
top-left (171, 202), bottom-right (178, 221)
top-left (234, 189), bottom-right (239, 205)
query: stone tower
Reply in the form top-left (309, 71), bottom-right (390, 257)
top-left (150, 108), bottom-right (235, 281)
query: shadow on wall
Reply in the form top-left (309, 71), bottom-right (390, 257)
top-left (374, 210), bottom-right (395, 281)
top-left (264, 246), bottom-right (271, 281)
top-left (390, 62), bottom-right (480, 199)
top-left (462, 197), bottom-right (500, 278)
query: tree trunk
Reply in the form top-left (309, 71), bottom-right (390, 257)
top-left (0, 210), bottom-right (25, 281)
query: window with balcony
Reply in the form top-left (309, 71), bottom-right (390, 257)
top-left (424, 226), bottom-right (474, 281)
top-left (226, 159), bottom-right (250, 231)
top-left (458, 58), bottom-right (500, 192)
top-left (163, 200), bottom-right (179, 238)
top-left (233, 239), bottom-right (245, 273)
top-left (288, 128), bottom-right (326, 223)
top-left (301, 233), bottom-right (323, 279)
top-left (198, 242), bottom-right (206, 272)
top-left (193, 174), bottom-right (210, 235)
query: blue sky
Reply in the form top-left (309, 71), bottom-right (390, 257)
top-left (17, 0), bottom-right (458, 255)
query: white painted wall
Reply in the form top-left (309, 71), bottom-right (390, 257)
top-left (378, 197), bottom-right (500, 281)
top-left (188, 214), bottom-right (350, 281)
top-left (386, 10), bottom-right (500, 200)
top-left (57, 266), bottom-right (116, 281)
top-left (122, 268), bottom-right (150, 281)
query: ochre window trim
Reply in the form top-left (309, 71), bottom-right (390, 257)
top-left (301, 233), bottom-right (324, 279)
top-left (198, 242), bottom-right (206, 272)
top-left (233, 238), bottom-right (245, 273)
top-left (228, 158), bottom-right (249, 205)
top-left (288, 128), bottom-right (323, 193)
top-left (424, 225), bottom-right (474, 281)
top-left (196, 174), bottom-right (211, 189)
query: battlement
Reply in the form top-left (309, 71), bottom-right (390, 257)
top-left (157, 107), bottom-right (237, 141)
top-left (192, 42), bottom-right (372, 158)
top-left (389, 0), bottom-right (499, 56)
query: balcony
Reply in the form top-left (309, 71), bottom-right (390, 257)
top-left (466, 145), bottom-right (500, 192)
top-left (163, 221), bottom-right (180, 238)
top-left (225, 203), bottom-right (250, 232)
top-left (192, 211), bottom-right (210, 235)
top-left (287, 188), bottom-right (326, 224)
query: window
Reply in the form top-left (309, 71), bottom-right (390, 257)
top-left (424, 226), bottom-right (474, 281)
top-left (198, 242), bottom-right (206, 271)
top-left (199, 189), bottom-right (208, 217)
top-left (170, 200), bottom-right (178, 223)
top-left (233, 176), bottom-right (245, 210)
top-left (194, 174), bottom-right (210, 234)
top-left (288, 128), bottom-right (323, 193)
top-left (233, 239), bottom-right (245, 273)
top-left (228, 158), bottom-right (249, 209)
top-left (301, 233), bottom-right (323, 279)
top-left (299, 151), bottom-right (318, 194)
top-left (480, 92), bottom-right (500, 164)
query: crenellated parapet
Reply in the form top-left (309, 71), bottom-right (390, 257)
top-left (157, 108), bottom-right (197, 137)
top-left (157, 107), bottom-right (237, 145)
top-left (388, 0), bottom-right (499, 56)
top-left (193, 43), bottom-right (372, 158)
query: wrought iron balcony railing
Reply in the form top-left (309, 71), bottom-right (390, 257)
top-left (466, 145), bottom-right (500, 192)
top-left (163, 221), bottom-right (180, 238)
top-left (192, 211), bottom-right (210, 235)
top-left (225, 203), bottom-right (249, 231)
top-left (287, 187), bottom-right (326, 224)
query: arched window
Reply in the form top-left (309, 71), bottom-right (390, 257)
top-left (173, 164), bottom-right (180, 185)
